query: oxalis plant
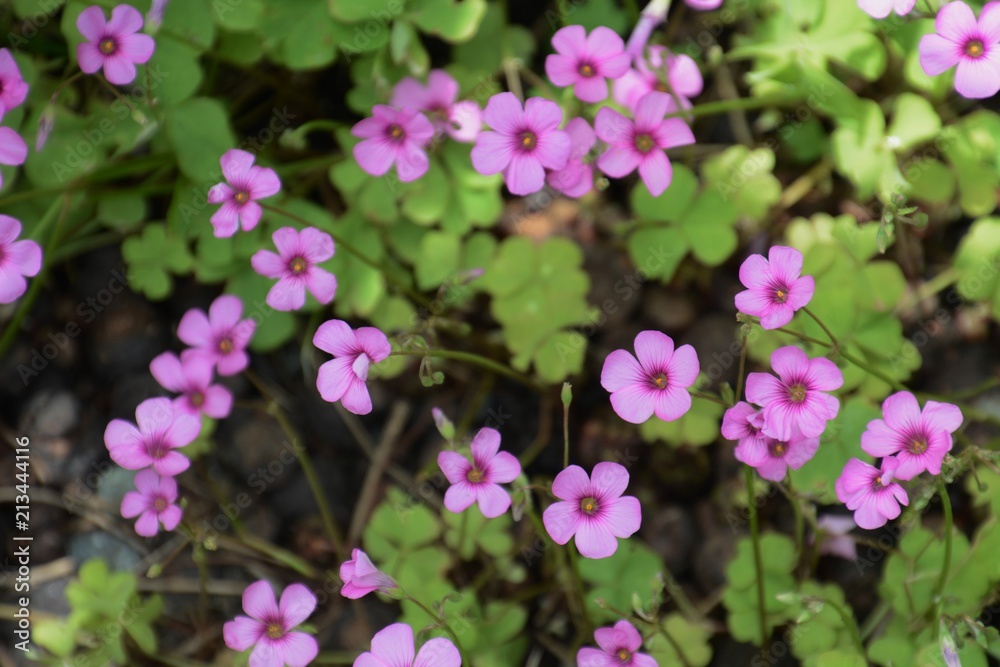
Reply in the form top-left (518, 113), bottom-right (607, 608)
top-left (3, 0), bottom-right (1000, 665)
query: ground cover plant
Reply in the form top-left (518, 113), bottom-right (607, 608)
top-left (2, 0), bottom-right (1000, 665)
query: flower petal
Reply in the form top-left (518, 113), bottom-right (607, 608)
top-left (371, 623), bottom-right (415, 666)
top-left (413, 637), bottom-right (461, 667)
top-left (575, 519), bottom-right (619, 558)
top-left (313, 319), bottom-right (356, 357)
top-left (279, 584), bottom-right (317, 629)
top-left (242, 580), bottom-right (279, 621)
top-left (281, 632), bottom-right (319, 667)
top-left (223, 616), bottom-right (263, 652)
top-left (543, 500), bottom-right (580, 545)
top-left (476, 483), bottom-right (512, 518)
top-left (610, 385), bottom-right (656, 424)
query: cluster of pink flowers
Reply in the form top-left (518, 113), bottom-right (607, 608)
top-left (352, 21), bottom-right (703, 198)
top-left (105, 295), bottom-right (256, 537)
top-left (0, 49), bottom-right (38, 305)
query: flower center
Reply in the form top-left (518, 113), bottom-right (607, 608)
top-left (387, 124), bottom-right (405, 142)
top-left (769, 441), bottom-right (787, 457)
top-left (219, 337), bottom-right (234, 354)
top-left (520, 131), bottom-right (537, 150)
top-left (578, 63), bottom-right (596, 77)
top-left (617, 648), bottom-right (631, 663)
top-left (266, 623), bottom-right (284, 639)
top-left (653, 81), bottom-right (670, 93)
top-left (965, 39), bottom-right (985, 58)
top-left (289, 257), bottom-right (307, 274)
top-left (580, 496), bottom-right (598, 515)
top-left (650, 372), bottom-right (668, 390)
top-left (909, 437), bottom-right (928, 455)
top-left (787, 384), bottom-right (806, 403)
top-left (147, 437), bottom-right (168, 460)
top-left (153, 497), bottom-right (168, 512)
top-left (190, 391), bottom-right (204, 407)
top-left (773, 286), bottom-right (789, 303)
top-left (99, 38), bottom-right (117, 55)
top-left (634, 133), bottom-right (655, 153)
top-left (467, 468), bottom-right (484, 483)
top-left (234, 191), bottom-right (250, 204)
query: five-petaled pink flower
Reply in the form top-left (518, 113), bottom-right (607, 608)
top-left (471, 92), bottom-right (571, 196)
top-left (76, 4), bottom-right (155, 86)
top-left (121, 469), bottom-right (182, 537)
top-left (339, 549), bottom-right (398, 599)
top-left (595, 91), bottom-right (695, 196)
top-left (207, 149), bottom-right (282, 237)
top-left (858, 0), bottom-right (916, 19)
top-left (0, 215), bottom-right (42, 304)
top-left (438, 427), bottom-right (522, 518)
top-left (251, 227), bottom-right (337, 311)
top-left (178, 295), bottom-right (256, 376)
top-left (600, 330), bottom-right (699, 424)
top-left (0, 49), bottom-right (29, 116)
top-left (223, 580), bottom-right (318, 667)
top-left (149, 350), bottom-right (233, 419)
top-left (354, 623), bottom-right (460, 667)
top-left (919, 1), bottom-right (1000, 99)
top-left (746, 346), bottom-right (842, 440)
top-left (352, 106), bottom-right (434, 182)
top-left (0, 125), bottom-right (27, 187)
top-left (313, 319), bottom-right (391, 415)
top-left (578, 620), bottom-right (656, 667)
top-left (836, 456), bottom-right (909, 530)
top-left (735, 245), bottom-right (815, 330)
top-left (614, 46), bottom-right (703, 114)
top-left (545, 25), bottom-right (631, 103)
top-left (390, 69), bottom-right (482, 143)
top-left (547, 117), bottom-right (596, 197)
top-left (543, 462), bottom-right (641, 559)
top-left (860, 391), bottom-right (962, 481)
top-left (104, 397), bottom-right (201, 477)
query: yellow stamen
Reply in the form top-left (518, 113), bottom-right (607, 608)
top-left (99, 39), bottom-right (116, 55)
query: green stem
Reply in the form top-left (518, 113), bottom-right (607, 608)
top-left (663, 93), bottom-right (798, 120)
top-left (567, 546), bottom-right (594, 631)
top-left (786, 473), bottom-right (804, 571)
top-left (691, 391), bottom-right (729, 406)
top-left (744, 465), bottom-right (769, 647)
top-left (860, 600), bottom-right (891, 640)
top-left (827, 597), bottom-right (866, 656)
top-left (405, 594), bottom-right (468, 663)
top-left (260, 203), bottom-right (431, 308)
top-left (735, 330), bottom-right (749, 403)
top-left (563, 391), bottom-right (570, 469)
top-left (389, 349), bottom-right (539, 389)
top-left (801, 306), bottom-right (840, 353)
top-left (933, 482), bottom-right (953, 609)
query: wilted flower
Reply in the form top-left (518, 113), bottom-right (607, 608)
top-left (339, 549), bottom-right (398, 599)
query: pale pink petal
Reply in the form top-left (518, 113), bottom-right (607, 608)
top-left (281, 633), bottom-right (319, 667)
top-left (594, 106), bottom-right (632, 144)
top-left (953, 53), bottom-right (1000, 99)
top-left (551, 25), bottom-right (588, 60)
top-left (340, 376), bottom-right (373, 415)
top-left (209, 295), bottom-right (243, 330)
top-left (152, 451), bottom-right (190, 477)
top-left (391, 77), bottom-right (430, 109)
top-left (313, 319), bottom-right (356, 356)
top-left (316, 356), bottom-right (354, 403)
top-left (445, 100), bottom-right (482, 142)
top-left (602, 351), bottom-right (644, 395)
top-left (305, 268), bottom-right (337, 304)
top-left (614, 620), bottom-right (643, 651)
top-left (565, 117), bottom-right (596, 158)
top-left (918, 34), bottom-right (962, 77)
top-left (470, 131), bottom-right (514, 175)
top-left (575, 519), bottom-right (619, 558)
top-left (652, 117), bottom-right (695, 149)
top-left (238, 201), bottom-right (263, 232)
top-left (243, 580), bottom-right (279, 621)
top-left (533, 129), bottom-right (572, 170)
top-left (0, 127), bottom-right (27, 165)
top-left (107, 4), bottom-right (144, 35)
top-left (120, 491), bottom-right (146, 518)
top-left (873, 489), bottom-right (902, 521)
top-left (634, 91), bottom-right (670, 131)
top-left (482, 92), bottom-right (524, 134)
top-left (266, 277), bottom-right (306, 311)
top-left (600, 495), bottom-right (641, 538)
top-left (224, 616), bottom-right (263, 652)
top-left (102, 55), bottom-right (137, 85)
top-left (134, 510), bottom-right (160, 537)
top-left (807, 357), bottom-right (844, 391)
top-left (119, 33), bottom-right (155, 64)
top-left (638, 150), bottom-right (672, 196)
top-left (159, 505), bottom-right (182, 531)
top-left (767, 245), bottom-right (804, 282)
top-left (505, 153), bottom-right (545, 195)
top-left (76, 41), bottom-right (105, 74)
top-left (426, 69), bottom-right (459, 107)
top-left (770, 346), bottom-right (808, 381)
top-left (652, 385), bottom-right (692, 421)
top-left (574, 76), bottom-right (609, 103)
top-left (77, 7), bottom-right (109, 41)
top-left (104, 418), bottom-right (142, 452)
top-left (546, 53), bottom-right (581, 87)
top-left (922, 401), bottom-right (963, 433)
top-left (663, 344), bottom-right (698, 388)
top-left (981, 1), bottom-right (1000, 43)
top-left (738, 254), bottom-right (772, 289)
top-left (149, 352), bottom-right (185, 392)
top-left (413, 637), bottom-right (461, 667)
top-left (670, 54), bottom-right (703, 97)
top-left (210, 202), bottom-right (241, 237)
top-left (784, 436), bottom-right (820, 468)
top-left (936, 1), bottom-right (977, 41)
top-left (249, 641), bottom-right (285, 667)
top-left (476, 483), bottom-right (512, 518)
top-left (745, 372), bottom-right (788, 407)
top-left (859, 0), bottom-right (893, 19)
top-left (597, 144), bottom-right (641, 178)
top-left (860, 419), bottom-right (904, 457)
top-left (610, 385), bottom-right (656, 423)
top-left (438, 451), bottom-right (471, 485)
top-left (591, 462), bottom-right (629, 498)
top-left (220, 149), bottom-right (256, 183)
top-left (444, 482), bottom-right (478, 513)
top-left (298, 227), bottom-right (335, 262)
top-left (881, 391), bottom-right (922, 430)
top-left (355, 327), bottom-right (391, 362)
top-left (784, 275), bottom-right (815, 310)
top-left (371, 623), bottom-right (416, 666)
top-left (251, 250), bottom-right (286, 279)
top-left (6, 240), bottom-right (42, 278)
top-left (593, 627), bottom-right (618, 652)
top-left (631, 654), bottom-right (658, 667)
top-left (486, 451), bottom-right (521, 484)
top-left (551, 464), bottom-right (592, 500)
top-left (279, 584), bottom-right (317, 628)
top-left (470, 427), bottom-right (501, 465)
top-left (543, 500), bottom-right (580, 544)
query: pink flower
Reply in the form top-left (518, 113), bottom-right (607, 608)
top-left (147, 0), bottom-right (169, 31)
top-left (207, 149), bottom-right (282, 237)
top-left (352, 106), bottom-right (434, 182)
top-left (745, 346), bottom-right (842, 440)
top-left (104, 397), bottom-right (201, 477)
top-left (313, 319), bottom-right (391, 415)
top-left (543, 462), bottom-right (641, 559)
top-left (546, 117), bottom-right (596, 197)
top-left (149, 350), bottom-right (233, 419)
top-left (734, 424), bottom-right (820, 482)
top-left (339, 549), bottom-right (398, 599)
top-left (121, 469), bottom-right (182, 537)
top-left (178, 295), bottom-right (256, 376)
top-left (858, 0), bottom-right (916, 19)
top-left (76, 5), bottom-right (155, 86)
top-left (545, 25), bottom-right (631, 103)
top-left (685, 0), bottom-right (723, 8)
top-left (577, 620), bottom-right (656, 667)
top-left (223, 580), bottom-right (318, 667)
top-left (594, 91), bottom-right (694, 196)
top-left (0, 215), bottom-right (42, 304)
top-left (919, 1), bottom-right (1000, 99)
top-left (600, 330), bottom-right (699, 424)
top-left (390, 69), bottom-right (482, 143)
top-left (814, 515), bottom-right (858, 562)
top-left (251, 227), bottom-right (337, 311)
top-left (471, 92), bottom-right (571, 196)
top-left (0, 49), bottom-right (29, 116)
top-left (0, 126), bottom-right (28, 186)
top-left (613, 46), bottom-right (703, 114)
top-left (860, 391), bottom-right (963, 480)
top-left (354, 623), bottom-right (460, 667)
top-left (437, 427), bottom-right (522, 518)
top-left (624, 0), bottom-right (669, 60)
top-left (835, 457), bottom-right (909, 530)
top-left (735, 246), bottom-right (815, 330)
